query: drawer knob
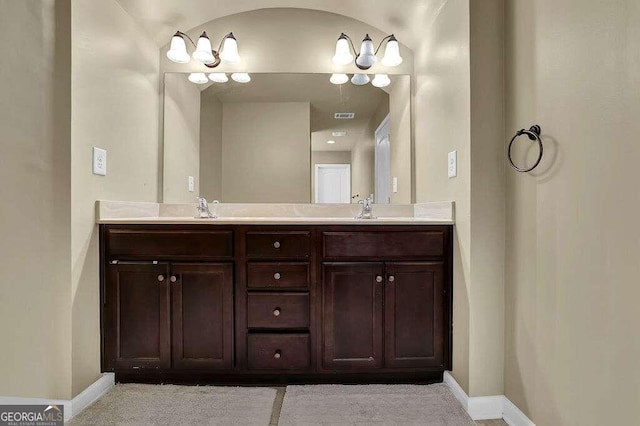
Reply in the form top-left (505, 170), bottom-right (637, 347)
top-left (274, 350), bottom-right (282, 359)
top-left (388, 275), bottom-right (395, 283)
top-left (157, 275), bottom-right (165, 282)
top-left (273, 308), bottom-right (281, 317)
top-left (274, 272), bottom-right (281, 280)
top-left (273, 241), bottom-right (281, 249)
top-left (170, 275), bottom-right (177, 283)
top-left (375, 275), bottom-right (383, 283)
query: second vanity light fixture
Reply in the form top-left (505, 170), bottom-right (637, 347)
top-left (167, 31), bottom-right (240, 67)
top-left (332, 33), bottom-right (403, 69)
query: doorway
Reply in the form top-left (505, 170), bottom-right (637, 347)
top-left (375, 114), bottom-right (391, 204)
top-left (315, 164), bottom-right (351, 203)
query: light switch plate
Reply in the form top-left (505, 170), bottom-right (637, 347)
top-left (448, 151), bottom-right (457, 178)
top-left (188, 176), bottom-right (195, 192)
top-left (392, 177), bottom-right (398, 193)
top-left (93, 147), bottom-right (107, 176)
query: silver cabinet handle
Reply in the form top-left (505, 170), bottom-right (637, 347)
top-left (170, 275), bottom-right (177, 283)
top-left (274, 350), bottom-right (282, 359)
top-left (375, 275), bottom-right (383, 283)
top-left (388, 275), bottom-right (395, 283)
top-left (274, 272), bottom-right (281, 280)
top-left (273, 241), bottom-right (281, 249)
top-left (157, 275), bottom-right (165, 282)
top-left (273, 308), bottom-right (281, 316)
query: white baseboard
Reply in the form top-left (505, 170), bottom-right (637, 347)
top-left (443, 371), bottom-right (535, 426)
top-left (0, 373), bottom-right (114, 422)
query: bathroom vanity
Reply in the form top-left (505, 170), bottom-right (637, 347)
top-left (98, 203), bottom-right (454, 385)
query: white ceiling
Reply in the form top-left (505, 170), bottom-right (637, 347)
top-left (115, 0), bottom-right (446, 49)
top-left (193, 73), bottom-right (391, 151)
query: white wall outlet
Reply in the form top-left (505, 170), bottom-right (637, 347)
top-left (93, 147), bottom-right (107, 176)
top-left (448, 150), bottom-right (457, 178)
top-left (188, 176), bottom-right (195, 192)
top-left (392, 177), bottom-right (398, 193)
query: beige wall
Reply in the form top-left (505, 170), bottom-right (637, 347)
top-left (388, 76), bottom-right (412, 204)
top-left (163, 73), bottom-right (200, 202)
top-left (221, 102), bottom-right (310, 203)
top-left (0, 0), bottom-right (72, 400)
top-left (199, 90), bottom-right (223, 201)
top-left (414, 0), bottom-right (472, 393)
top-left (351, 98), bottom-right (389, 201)
top-left (71, 0), bottom-right (160, 397)
top-left (504, 0), bottom-right (640, 424)
top-left (311, 150), bottom-right (351, 202)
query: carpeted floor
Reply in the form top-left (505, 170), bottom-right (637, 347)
top-left (69, 384), bottom-right (277, 426)
top-left (278, 384), bottom-right (475, 426)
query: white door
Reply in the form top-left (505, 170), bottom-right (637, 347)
top-left (315, 164), bottom-right (351, 203)
top-left (375, 114), bottom-right (391, 204)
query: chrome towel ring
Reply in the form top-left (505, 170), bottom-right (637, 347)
top-left (508, 125), bottom-right (543, 172)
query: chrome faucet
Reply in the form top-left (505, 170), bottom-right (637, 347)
top-left (195, 197), bottom-right (218, 218)
top-left (355, 195), bottom-right (376, 219)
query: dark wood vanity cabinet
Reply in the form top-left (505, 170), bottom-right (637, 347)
top-left (100, 224), bottom-right (452, 384)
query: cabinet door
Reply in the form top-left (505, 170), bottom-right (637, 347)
top-left (104, 263), bottom-right (171, 370)
top-left (384, 262), bottom-right (445, 368)
top-left (171, 263), bottom-right (233, 369)
top-left (322, 263), bottom-right (384, 369)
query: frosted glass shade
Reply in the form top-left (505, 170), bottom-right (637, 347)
top-left (166, 33), bottom-right (190, 64)
top-left (371, 74), bottom-right (391, 88)
top-left (355, 34), bottom-right (376, 69)
top-left (188, 73), bottom-right (208, 84)
top-left (329, 73), bottom-right (349, 85)
top-left (220, 34), bottom-right (240, 63)
top-left (192, 32), bottom-right (215, 64)
top-left (209, 73), bottom-right (229, 83)
top-left (332, 34), bottom-right (354, 65)
top-left (351, 74), bottom-right (370, 85)
top-left (231, 72), bottom-right (251, 83)
top-left (381, 36), bottom-right (403, 67)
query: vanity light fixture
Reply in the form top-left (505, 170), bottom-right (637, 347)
top-left (167, 31), bottom-right (240, 67)
top-left (188, 72), bottom-right (209, 84)
top-left (332, 33), bottom-right (403, 70)
top-left (209, 72), bottom-right (229, 83)
top-left (371, 74), bottom-right (391, 88)
top-left (231, 72), bottom-right (251, 83)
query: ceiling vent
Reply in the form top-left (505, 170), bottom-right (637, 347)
top-left (334, 112), bottom-right (355, 119)
top-left (332, 131), bottom-right (347, 137)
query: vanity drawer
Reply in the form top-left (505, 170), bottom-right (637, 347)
top-left (247, 293), bottom-right (310, 329)
top-left (323, 231), bottom-right (445, 259)
top-left (106, 228), bottom-right (233, 259)
top-left (247, 333), bottom-right (310, 370)
top-left (247, 263), bottom-right (309, 290)
top-left (246, 232), bottom-right (310, 259)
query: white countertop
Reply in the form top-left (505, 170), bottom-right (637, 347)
top-left (95, 201), bottom-right (455, 225)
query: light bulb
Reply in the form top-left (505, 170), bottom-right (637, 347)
top-left (166, 32), bottom-right (190, 64)
top-left (220, 33), bottom-right (240, 63)
top-left (192, 32), bottom-right (215, 64)
top-left (350, 74), bottom-right (370, 85)
top-left (188, 73), bottom-right (209, 84)
top-left (231, 72), bottom-right (251, 83)
top-left (332, 34), bottom-right (354, 65)
top-left (371, 74), bottom-right (391, 88)
top-left (329, 73), bottom-right (349, 85)
top-left (355, 34), bottom-right (376, 70)
top-left (381, 35), bottom-right (403, 67)
top-left (209, 73), bottom-right (228, 83)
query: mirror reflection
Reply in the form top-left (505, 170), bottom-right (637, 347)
top-left (163, 73), bottom-right (411, 204)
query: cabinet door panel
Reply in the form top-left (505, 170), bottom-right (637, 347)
top-left (384, 262), bottom-right (445, 368)
top-left (104, 263), bottom-right (171, 370)
top-left (322, 263), bottom-right (384, 369)
top-left (172, 263), bottom-right (233, 369)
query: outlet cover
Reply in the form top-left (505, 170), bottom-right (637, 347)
top-left (392, 177), bottom-right (398, 193)
top-left (93, 147), bottom-right (107, 176)
top-left (448, 151), bottom-right (457, 178)
top-left (188, 176), bottom-right (195, 192)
